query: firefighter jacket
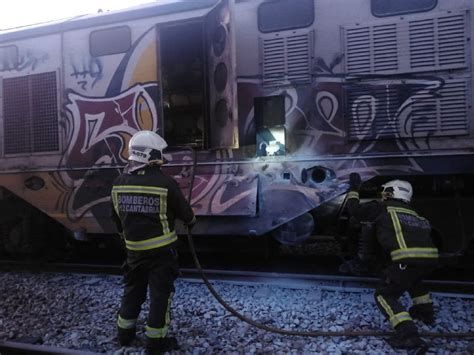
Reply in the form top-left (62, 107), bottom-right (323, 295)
top-left (346, 190), bottom-right (438, 265)
top-left (111, 165), bottom-right (195, 254)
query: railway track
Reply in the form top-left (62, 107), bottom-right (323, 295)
top-left (1, 259), bottom-right (474, 296)
top-left (1, 260), bottom-right (473, 354)
top-left (179, 268), bottom-right (474, 299)
top-left (0, 340), bottom-right (99, 354)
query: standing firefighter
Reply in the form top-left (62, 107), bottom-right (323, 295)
top-left (111, 130), bottom-right (195, 354)
top-left (346, 173), bottom-right (438, 350)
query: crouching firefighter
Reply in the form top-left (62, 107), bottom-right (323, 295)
top-left (346, 173), bottom-right (438, 350)
top-left (111, 130), bottom-right (196, 354)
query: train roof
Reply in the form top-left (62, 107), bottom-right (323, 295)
top-left (0, 0), bottom-right (218, 43)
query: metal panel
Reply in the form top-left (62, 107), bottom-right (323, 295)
top-left (287, 33), bottom-right (312, 82)
top-left (3, 72), bottom-right (59, 155)
top-left (412, 79), bottom-right (469, 136)
top-left (30, 72), bottom-right (59, 152)
top-left (261, 29), bottom-right (313, 86)
top-left (173, 173), bottom-right (258, 216)
top-left (437, 14), bottom-right (466, 67)
top-left (345, 27), bottom-right (371, 74)
top-left (262, 37), bottom-right (286, 85)
top-left (373, 24), bottom-right (398, 72)
top-left (346, 78), bottom-right (469, 140)
top-left (346, 83), bottom-right (398, 139)
top-left (3, 75), bottom-right (31, 154)
top-left (344, 10), bottom-right (468, 75)
top-left (340, 23), bottom-right (399, 74)
top-left (206, 0), bottom-right (239, 149)
top-left (409, 18), bottom-right (436, 69)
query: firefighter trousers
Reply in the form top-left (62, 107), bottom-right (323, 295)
top-left (117, 248), bottom-right (179, 341)
top-left (374, 263), bottom-right (435, 331)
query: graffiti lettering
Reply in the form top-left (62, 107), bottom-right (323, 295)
top-left (61, 83), bottom-right (159, 220)
top-left (65, 83), bottom-right (159, 165)
top-left (0, 46), bottom-right (17, 71)
top-left (0, 48), bottom-right (48, 72)
top-left (316, 91), bottom-right (344, 137)
top-left (70, 58), bottom-right (103, 90)
top-left (348, 78), bottom-right (443, 142)
top-left (314, 54), bottom-right (344, 75)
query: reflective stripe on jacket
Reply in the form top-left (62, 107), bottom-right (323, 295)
top-left (346, 192), bottom-right (438, 265)
top-left (385, 205), bottom-right (438, 262)
top-left (111, 166), bottom-right (194, 252)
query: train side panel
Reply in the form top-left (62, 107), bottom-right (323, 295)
top-left (0, 0), bottom-right (472, 256)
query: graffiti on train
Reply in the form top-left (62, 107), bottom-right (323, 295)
top-left (57, 83), bottom-right (159, 220)
top-left (0, 46), bottom-right (49, 72)
top-left (70, 57), bottom-right (104, 90)
top-left (64, 82), bottom-right (159, 166)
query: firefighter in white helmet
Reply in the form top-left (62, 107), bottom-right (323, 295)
top-left (345, 174), bottom-right (438, 350)
top-left (111, 130), bottom-right (195, 354)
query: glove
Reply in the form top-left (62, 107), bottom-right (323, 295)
top-left (349, 172), bottom-right (362, 190)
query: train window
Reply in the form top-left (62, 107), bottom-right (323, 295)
top-left (371, 0), bottom-right (437, 17)
top-left (90, 26), bottom-right (131, 57)
top-left (258, 0), bottom-right (314, 33)
top-left (0, 45), bottom-right (18, 71)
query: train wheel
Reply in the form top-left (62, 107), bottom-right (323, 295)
top-left (271, 213), bottom-right (315, 246)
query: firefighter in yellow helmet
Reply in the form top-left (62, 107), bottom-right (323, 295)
top-left (346, 173), bottom-right (438, 350)
top-left (111, 130), bottom-right (195, 354)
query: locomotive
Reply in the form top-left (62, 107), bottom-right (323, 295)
top-left (0, 0), bottom-right (472, 260)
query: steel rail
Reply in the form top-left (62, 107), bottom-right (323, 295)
top-left (1, 260), bottom-right (473, 339)
top-left (0, 340), bottom-right (99, 354)
top-left (2, 260), bottom-right (473, 296)
top-left (185, 229), bottom-right (474, 339)
top-left (178, 268), bottom-right (474, 298)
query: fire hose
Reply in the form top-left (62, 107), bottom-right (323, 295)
top-left (184, 148), bottom-right (474, 339)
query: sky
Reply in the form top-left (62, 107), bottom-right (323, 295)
top-left (0, 0), bottom-right (158, 30)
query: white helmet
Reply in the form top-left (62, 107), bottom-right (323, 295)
top-left (382, 180), bottom-right (413, 203)
top-left (128, 130), bottom-right (167, 164)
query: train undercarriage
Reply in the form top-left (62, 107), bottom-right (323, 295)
top-left (1, 173), bottom-right (473, 268)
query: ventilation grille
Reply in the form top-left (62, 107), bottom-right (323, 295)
top-left (412, 80), bottom-right (469, 135)
top-left (437, 14), bottom-right (466, 66)
top-left (409, 19), bottom-right (436, 68)
top-left (3, 72), bottom-right (59, 155)
top-left (261, 30), bottom-right (312, 86)
top-left (346, 78), bottom-right (469, 140)
top-left (344, 11), bottom-right (468, 75)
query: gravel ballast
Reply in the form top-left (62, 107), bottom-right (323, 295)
top-left (0, 271), bottom-right (473, 354)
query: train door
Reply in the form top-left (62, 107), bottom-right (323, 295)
top-left (158, 0), bottom-right (237, 150)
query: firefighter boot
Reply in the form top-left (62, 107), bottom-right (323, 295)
top-left (146, 337), bottom-right (180, 354)
top-left (117, 327), bottom-right (136, 346)
top-left (387, 322), bottom-right (427, 350)
top-left (409, 304), bottom-right (435, 325)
